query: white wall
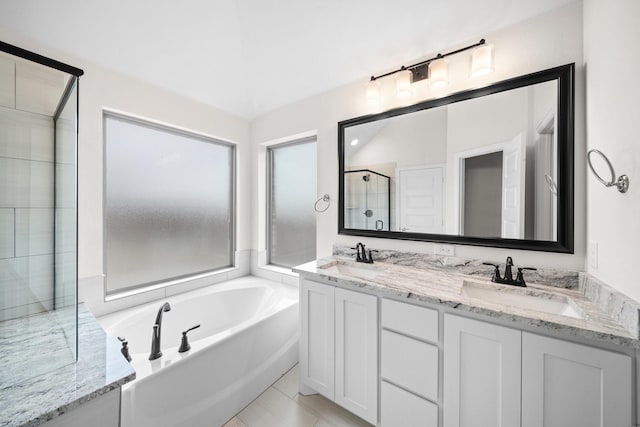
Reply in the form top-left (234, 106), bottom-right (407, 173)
top-left (251, 1), bottom-right (586, 270)
top-left (0, 28), bottom-right (252, 314)
top-left (584, 0), bottom-right (640, 301)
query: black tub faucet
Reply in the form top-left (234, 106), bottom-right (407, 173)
top-left (149, 302), bottom-right (171, 360)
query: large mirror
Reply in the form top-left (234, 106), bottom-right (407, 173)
top-left (339, 64), bottom-right (574, 253)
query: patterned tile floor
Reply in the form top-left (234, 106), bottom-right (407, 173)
top-left (223, 364), bottom-right (373, 427)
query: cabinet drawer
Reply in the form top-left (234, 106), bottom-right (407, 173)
top-left (381, 381), bottom-right (437, 427)
top-left (382, 298), bottom-right (438, 342)
top-left (381, 330), bottom-right (438, 400)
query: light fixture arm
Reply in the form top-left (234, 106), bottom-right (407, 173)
top-left (369, 39), bottom-right (486, 82)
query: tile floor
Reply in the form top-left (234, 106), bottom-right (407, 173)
top-left (223, 364), bottom-right (373, 427)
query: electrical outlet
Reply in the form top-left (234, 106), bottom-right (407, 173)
top-left (434, 244), bottom-right (455, 257)
top-left (588, 241), bottom-right (598, 269)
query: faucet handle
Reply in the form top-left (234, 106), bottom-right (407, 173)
top-left (117, 336), bottom-right (132, 362)
top-left (482, 262), bottom-right (502, 282)
top-left (515, 267), bottom-right (537, 286)
top-left (367, 249), bottom-right (378, 264)
top-left (178, 324), bottom-right (201, 353)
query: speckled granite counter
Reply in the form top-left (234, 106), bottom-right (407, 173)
top-left (294, 255), bottom-right (640, 348)
top-left (0, 304), bottom-right (135, 427)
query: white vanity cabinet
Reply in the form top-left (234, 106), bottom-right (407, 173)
top-left (299, 279), bottom-right (378, 424)
top-left (380, 299), bottom-right (439, 426)
top-left (443, 314), bottom-right (633, 427)
top-left (443, 314), bottom-right (521, 427)
top-left (521, 332), bottom-right (632, 427)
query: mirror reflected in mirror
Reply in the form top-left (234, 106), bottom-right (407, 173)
top-left (339, 64), bottom-right (574, 253)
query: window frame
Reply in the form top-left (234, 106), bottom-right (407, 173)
top-left (266, 136), bottom-right (317, 268)
top-left (102, 110), bottom-right (236, 296)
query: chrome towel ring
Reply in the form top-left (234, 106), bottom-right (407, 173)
top-left (587, 149), bottom-right (629, 193)
top-left (314, 194), bottom-right (330, 212)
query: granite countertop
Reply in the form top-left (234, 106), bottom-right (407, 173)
top-left (0, 304), bottom-right (136, 427)
top-left (294, 256), bottom-right (639, 348)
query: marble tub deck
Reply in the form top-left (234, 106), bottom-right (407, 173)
top-left (0, 304), bottom-right (135, 427)
top-left (295, 256), bottom-right (639, 348)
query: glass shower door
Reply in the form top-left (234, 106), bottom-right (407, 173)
top-left (54, 78), bottom-right (78, 358)
top-left (344, 169), bottom-right (390, 231)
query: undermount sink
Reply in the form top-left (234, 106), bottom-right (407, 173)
top-left (320, 261), bottom-right (385, 280)
top-left (460, 280), bottom-right (586, 320)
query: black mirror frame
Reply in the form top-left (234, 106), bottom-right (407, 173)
top-left (338, 63), bottom-right (574, 253)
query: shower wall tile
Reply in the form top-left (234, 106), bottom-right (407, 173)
top-left (15, 208), bottom-right (54, 257)
top-left (55, 113), bottom-right (76, 165)
top-left (0, 254), bottom-right (53, 316)
top-left (0, 208), bottom-right (14, 259)
top-left (0, 157), bottom-right (54, 208)
top-left (54, 251), bottom-right (76, 309)
top-left (55, 163), bottom-right (75, 208)
top-left (0, 55), bottom-right (15, 109)
top-left (15, 61), bottom-right (67, 117)
top-left (0, 299), bottom-right (54, 322)
top-left (0, 106), bottom-right (54, 161)
top-left (54, 207), bottom-right (76, 254)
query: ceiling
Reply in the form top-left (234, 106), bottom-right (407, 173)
top-left (0, 0), bottom-right (576, 119)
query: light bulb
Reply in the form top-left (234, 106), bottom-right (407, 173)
top-left (366, 79), bottom-right (380, 105)
top-left (471, 44), bottom-right (493, 78)
top-left (395, 68), bottom-right (412, 98)
top-left (429, 57), bottom-right (449, 89)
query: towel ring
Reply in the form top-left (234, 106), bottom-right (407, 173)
top-left (314, 194), bottom-right (330, 212)
top-left (587, 149), bottom-right (629, 193)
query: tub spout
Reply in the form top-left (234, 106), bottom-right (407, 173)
top-left (149, 302), bottom-right (171, 360)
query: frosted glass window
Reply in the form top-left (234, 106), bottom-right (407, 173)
top-left (268, 138), bottom-right (316, 268)
top-left (104, 113), bottom-right (234, 294)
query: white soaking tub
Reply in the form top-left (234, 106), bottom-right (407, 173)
top-left (98, 276), bottom-right (299, 427)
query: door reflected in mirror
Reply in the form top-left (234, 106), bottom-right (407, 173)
top-left (339, 64), bottom-right (574, 253)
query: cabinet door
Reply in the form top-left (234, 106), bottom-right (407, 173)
top-left (299, 279), bottom-right (335, 399)
top-left (522, 332), bottom-right (632, 427)
top-left (443, 314), bottom-right (521, 427)
top-left (335, 287), bottom-right (378, 425)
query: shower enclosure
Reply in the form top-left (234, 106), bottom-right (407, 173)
top-left (0, 42), bottom-right (82, 376)
top-left (344, 169), bottom-right (390, 231)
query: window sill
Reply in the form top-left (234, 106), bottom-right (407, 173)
top-left (258, 264), bottom-right (299, 277)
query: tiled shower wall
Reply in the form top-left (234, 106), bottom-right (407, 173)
top-left (0, 62), bottom-right (56, 321)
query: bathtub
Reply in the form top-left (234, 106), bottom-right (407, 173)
top-left (98, 276), bottom-right (299, 427)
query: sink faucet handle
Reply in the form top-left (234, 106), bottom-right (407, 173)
top-left (516, 267), bottom-right (537, 286)
top-left (367, 249), bottom-right (378, 264)
top-left (117, 336), bottom-right (132, 362)
top-left (179, 324), bottom-right (201, 353)
top-left (482, 262), bottom-right (502, 282)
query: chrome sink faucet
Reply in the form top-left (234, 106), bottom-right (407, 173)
top-left (149, 302), bottom-right (171, 360)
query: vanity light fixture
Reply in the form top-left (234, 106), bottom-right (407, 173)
top-left (366, 79), bottom-right (380, 105)
top-left (395, 66), bottom-right (412, 98)
top-left (366, 38), bottom-right (491, 103)
top-left (428, 55), bottom-right (449, 89)
top-left (471, 43), bottom-right (494, 77)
